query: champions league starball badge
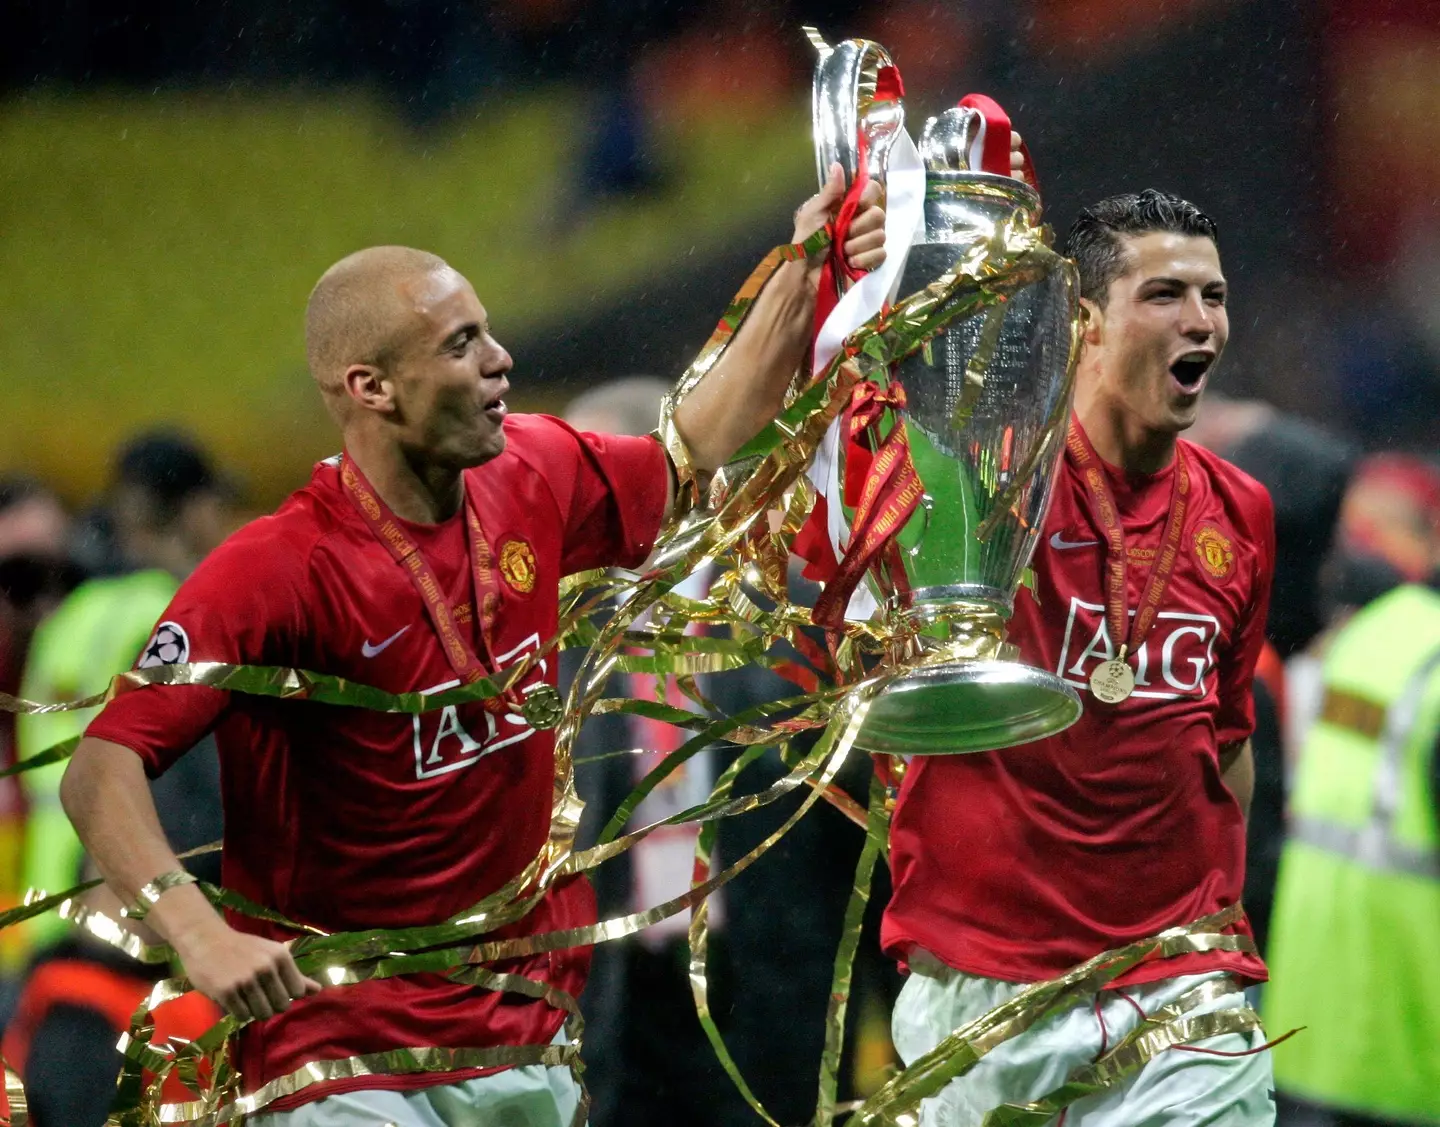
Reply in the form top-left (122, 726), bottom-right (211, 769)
top-left (138, 621), bottom-right (190, 668)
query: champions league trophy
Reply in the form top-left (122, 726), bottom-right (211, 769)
top-left (805, 31), bottom-right (1084, 755)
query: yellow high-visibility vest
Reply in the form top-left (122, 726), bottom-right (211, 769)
top-left (1265, 584), bottom-right (1440, 1124)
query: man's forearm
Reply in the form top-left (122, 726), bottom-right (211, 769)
top-left (60, 738), bottom-right (224, 950)
top-left (671, 257), bottom-right (815, 474)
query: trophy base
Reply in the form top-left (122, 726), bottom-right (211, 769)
top-left (853, 660), bottom-right (1082, 756)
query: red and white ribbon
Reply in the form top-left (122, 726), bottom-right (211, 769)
top-left (798, 124), bottom-right (925, 622)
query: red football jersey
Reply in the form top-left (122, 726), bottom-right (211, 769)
top-left (88, 414), bottom-right (669, 1108)
top-left (883, 423), bottom-right (1274, 988)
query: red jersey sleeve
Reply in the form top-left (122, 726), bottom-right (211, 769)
top-left (508, 415), bottom-right (669, 575)
top-left (1214, 485), bottom-right (1276, 748)
top-left (85, 517), bottom-right (310, 777)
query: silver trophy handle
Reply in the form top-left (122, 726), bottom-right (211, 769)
top-left (919, 107), bottom-right (984, 172)
top-left (804, 27), bottom-right (905, 192)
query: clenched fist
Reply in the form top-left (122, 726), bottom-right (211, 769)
top-left (174, 921), bottom-right (323, 1021)
top-left (792, 162), bottom-right (887, 274)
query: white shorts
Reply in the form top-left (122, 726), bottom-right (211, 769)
top-left (891, 966), bottom-right (1275, 1127)
top-left (248, 1035), bottom-right (582, 1127)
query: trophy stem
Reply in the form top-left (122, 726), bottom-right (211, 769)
top-left (883, 596), bottom-right (1010, 667)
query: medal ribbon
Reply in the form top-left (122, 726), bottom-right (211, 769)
top-left (340, 453), bottom-right (517, 714)
top-left (1064, 420), bottom-right (1190, 669)
top-left (811, 381), bottom-right (923, 630)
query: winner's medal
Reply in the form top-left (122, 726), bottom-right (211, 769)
top-left (519, 683), bottom-right (564, 731)
top-left (1089, 648), bottom-right (1136, 704)
top-left (1066, 422), bottom-right (1191, 707)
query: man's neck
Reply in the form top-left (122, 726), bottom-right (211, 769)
top-left (1074, 388), bottom-right (1177, 476)
top-left (345, 433), bottom-right (464, 524)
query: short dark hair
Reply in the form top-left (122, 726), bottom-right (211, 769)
top-left (114, 432), bottom-right (222, 526)
top-left (1062, 189), bottom-right (1219, 307)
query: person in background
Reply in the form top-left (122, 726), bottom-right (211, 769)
top-left (1212, 413), bottom-right (1358, 954)
top-left (0, 478), bottom-right (78, 739)
top-left (0, 480), bottom-right (70, 564)
top-left (16, 433), bottom-right (232, 955)
top-left (1225, 416), bottom-right (1358, 663)
top-left (4, 860), bottom-right (222, 1125)
top-left (0, 479), bottom-right (82, 970)
top-left (1265, 453), bottom-right (1440, 1127)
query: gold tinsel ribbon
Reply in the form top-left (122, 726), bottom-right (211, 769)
top-left (0, 647), bottom-right (865, 1121)
top-left (0, 214), bottom-right (1217, 1123)
top-left (0, 607), bottom-right (836, 1118)
top-left (1, 1059), bottom-right (26, 1127)
top-left (119, 681), bottom-right (876, 1124)
top-left (845, 904), bottom-right (1257, 1127)
top-left (981, 978), bottom-right (1265, 1126)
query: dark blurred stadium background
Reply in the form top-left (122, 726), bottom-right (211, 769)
top-left (1, 0), bottom-right (1436, 509)
top-left (0, 2), bottom-right (1438, 1119)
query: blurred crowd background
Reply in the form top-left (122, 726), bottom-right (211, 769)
top-left (1, 0), bottom-right (1438, 1123)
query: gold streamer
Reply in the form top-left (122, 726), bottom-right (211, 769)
top-left (91, 676), bottom-right (868, 1123)
top-left (949, 303), bottom-right (1006, 431)
top-left (982, 983), bottom-right (1263, 1126)
top-left (140, 687), bottom-right (868, 1122)
top-left (689, 743), bottom-right (788, 1127)
top-left (0, 214), bottom-right (1100, 1124)
top-left (812, 774), bottom-right (889, 1127)
top-left (845, 905), bottom-right (1253, 1127)
top-left (1, 1059), bottom-right (26, 1127)
top-left (55, 898), bottom-right (173, 965)
top-left (156, 1043), bottom-right (579, 1127)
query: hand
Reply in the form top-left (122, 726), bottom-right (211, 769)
top-left (1011, 131), bottom-right (1028, 181)
top-left (791, 163), bottom-right (887, 274)
top-left (174, 920), bottom-right (323, 1021)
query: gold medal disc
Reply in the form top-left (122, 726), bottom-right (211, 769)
top-left (520, 684), bottom-right (564, 730)
top-left (1089, 658), bottom-right (1135, 704)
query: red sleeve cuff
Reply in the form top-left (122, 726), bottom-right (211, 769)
top-left (85, 683), bottom-right (227, 778)
top-left (615, 436), bottom-right (670, 568)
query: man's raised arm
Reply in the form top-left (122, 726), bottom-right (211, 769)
top-left (670, 130), bottom-right (1031, 482)
top-left (670, 165), bottom-right (885, 476)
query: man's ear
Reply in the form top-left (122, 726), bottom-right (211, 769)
top-left (343, 364), bottom-right (394, 414)
top-left (1079, 298), bottom-right (1104, 347)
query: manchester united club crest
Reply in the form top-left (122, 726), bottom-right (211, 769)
top-left (1193, 524), bottom-right (1235, 581)
top-left (498, 538), bottom-right (537, 595)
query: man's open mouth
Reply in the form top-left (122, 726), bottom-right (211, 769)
top-left (1169, 351), bottom-right (1215, 392)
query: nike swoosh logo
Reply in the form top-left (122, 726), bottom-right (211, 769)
top-left (361, 625), bottom-right (411, 658)
top-left (1050, 532), bottom-right (1101, 550)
